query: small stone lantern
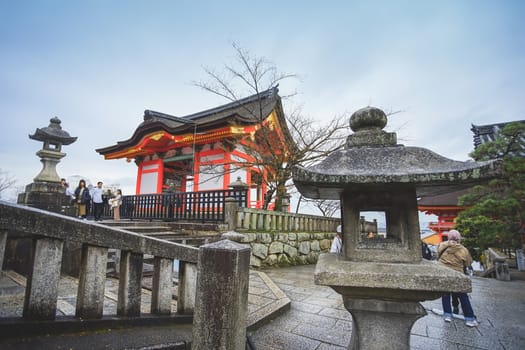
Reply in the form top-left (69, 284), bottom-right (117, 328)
top-left (293, 107), bottom-right (501, 350)
top-left (225, 177), bottom-right (249, 230)
top-left (18, 117), bottom-right (77, 212)
top-left (29, 117), bottom-right (77, 183)
top-left (228, 176), bottom-right (249, 207)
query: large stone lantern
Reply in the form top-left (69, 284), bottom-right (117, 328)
top-left (292, 107), bottom-right (501, 350)
top-left (18, 117), bottom-right (77, 212)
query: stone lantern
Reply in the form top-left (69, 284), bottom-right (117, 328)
top-left (18, 117), bottom-right (77, 213)
top-left (228, 176), bottom-right (249, 207)
top-left (225, 176), bottom-right (249, 230)
top-left (292, 107), bottom-right (501, 350)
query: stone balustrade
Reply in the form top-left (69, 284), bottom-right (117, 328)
top-left (0, 201), bottom-right (199, 321)
top-left (224, 198), bottom-right (340, 233)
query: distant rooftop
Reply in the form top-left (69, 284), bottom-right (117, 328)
top-left (471, 120), bottom-right (525, 149)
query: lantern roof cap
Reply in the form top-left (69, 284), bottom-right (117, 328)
top-left (229, 176), bottom-right (248, 189)
top-left (29, 117), bottom-right (77, 145)
top-left (293, 107), bottom-right (502, 199)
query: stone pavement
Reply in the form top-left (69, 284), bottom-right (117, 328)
top-left (249, 265), bottom-right (525, 350)
top-left (1, 264), bottom-right (524, 349)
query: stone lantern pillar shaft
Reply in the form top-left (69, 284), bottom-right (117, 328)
top-left (34, 148), bottom-right (66, 183)
top-left (346, 298), bottom-right (425, 350)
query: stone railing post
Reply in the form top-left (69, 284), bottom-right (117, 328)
top-left (192, 239), bottom-right (250, 350)
top-left (117, 251), bottom-right (144, 317)
top-left (177, 261), bottom-right (198, 314)
top-left (23, 237), bottom-right (64, 320)
top-left (151, 256), bottom-right (173, 315)
top-left (264, 214), bottom-right (271, 230)
top-left (76, 244), bottom-right (108, 319)
top-left (224, 197), bottom-right (238, 231)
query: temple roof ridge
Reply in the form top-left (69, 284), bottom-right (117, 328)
top-left (142, 86), bottom-right (279, 124)
top-left (181, 86), bottom-right (279, 121)
top-left (143, 110), bottom-right (194, 124)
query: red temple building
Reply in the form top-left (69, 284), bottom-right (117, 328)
top-left (418, 189), bottom-right (468, 244)
top-left (96, 87), bottom-right (295, 208)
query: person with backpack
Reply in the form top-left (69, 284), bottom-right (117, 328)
top-left (421, 241), bottom-right (432, 260)
top-left (438, 230), bottom-right (478, 327)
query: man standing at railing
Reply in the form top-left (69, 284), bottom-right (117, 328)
top-left (91, 181), bottom-right (105, 222)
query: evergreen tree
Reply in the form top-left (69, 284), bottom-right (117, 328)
top-left (456, 121), bottom-right (525, 258)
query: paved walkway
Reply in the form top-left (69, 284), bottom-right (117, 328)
top-left (249, 265), bottom-right (525, 350)
top-left (1, 264), bottom-right (524, 349)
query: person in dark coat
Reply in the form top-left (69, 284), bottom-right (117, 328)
top-left (422, 241), bottom-right (432, 260)
top-left (74, 179), bottom-right (91, 219)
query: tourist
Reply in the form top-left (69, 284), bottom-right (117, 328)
top-left (422, 241), bottom-right (432, 260)
top-left (109, 189), bottom-right (122, 221)
top-left (91, 181), bottom-right (105, 221)
top-left (74, 179), bottom-right (91, 219)
top-left (330, 225), bottom-right (342, 253)
top-left (61, 178), bottom-right (74, 199)
top-left (438, 229), bottom-right (478, 327)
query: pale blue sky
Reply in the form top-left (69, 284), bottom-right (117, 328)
top-left (1, 1), bottom-right (524, 219)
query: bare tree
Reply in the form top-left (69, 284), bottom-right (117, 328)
top-left (194, 43), bottom-right (349, 211)
top-left (295, 196), bottom-right (341, 217)
top-left (0, 169), bottom-right (16, 200)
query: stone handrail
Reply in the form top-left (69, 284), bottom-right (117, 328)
top-left (0, 200), bottom-right (199, 321)
top-left (225, 199), bottom-right (340, 232)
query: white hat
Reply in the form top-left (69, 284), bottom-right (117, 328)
top-left (336, 225), bottom-right (342, 233)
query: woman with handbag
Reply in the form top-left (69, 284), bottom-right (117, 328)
top-left (74, 179), bottom-right (91, 219)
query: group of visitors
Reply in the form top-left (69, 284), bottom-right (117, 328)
top-left (329, 225), bottom-right (478, 327)
top-left (61, 178), bottom-right (122, 221)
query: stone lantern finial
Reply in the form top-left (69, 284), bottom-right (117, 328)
top-left (346, 106), bottom-right (396, 148)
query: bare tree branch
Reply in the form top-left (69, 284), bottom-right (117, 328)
top-left (0, 169), bottom-right (16, 199)
top-left (193, 43), bottom-right (349, 210)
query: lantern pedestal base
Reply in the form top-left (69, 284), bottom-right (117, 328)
top-left (344, 298), bottom-right (425, 350)
top-left (315, 253), bottom-right (471, 349)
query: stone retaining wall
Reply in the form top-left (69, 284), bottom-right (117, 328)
top-left (236, 232), bottom-right (336, 268)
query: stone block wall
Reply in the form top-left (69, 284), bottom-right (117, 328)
top-left (236, 232), bottom-right (336, 268)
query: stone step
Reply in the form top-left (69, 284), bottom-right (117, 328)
top-left (115, 226), bottom-right (173, 233)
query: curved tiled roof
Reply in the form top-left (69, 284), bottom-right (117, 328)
top-left (96, 87), bottom-right (295, 156)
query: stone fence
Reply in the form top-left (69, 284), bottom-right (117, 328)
top-left (0, 201), bottom-right (250, 349)
top-left (0, 201), bottom-right (199, 321)
top-left (224, 198), bottom-right (341, 233)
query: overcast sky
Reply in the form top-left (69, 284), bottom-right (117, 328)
top-left (1, 1), bottom-right (524, 220)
